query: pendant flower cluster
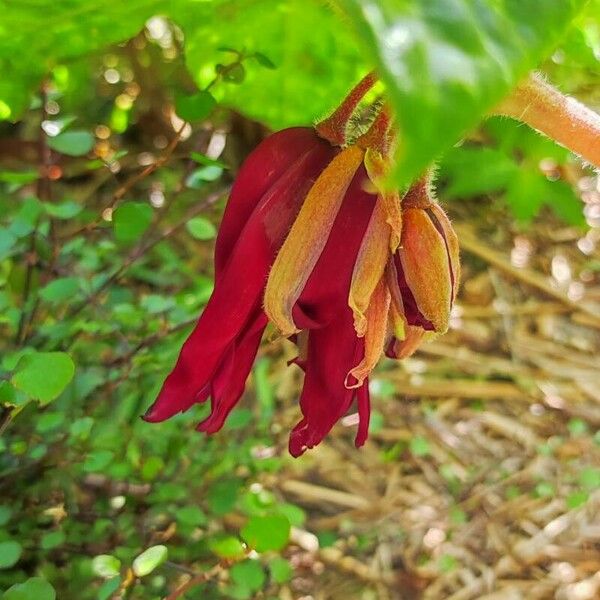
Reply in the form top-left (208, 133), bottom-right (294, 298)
top-left (144, 73), bottom-right (460, 456)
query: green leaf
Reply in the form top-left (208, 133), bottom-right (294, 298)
top-left (277, 503), bottom-right (306, 527)
top-left (69, 416), bottom-right (94, 440)
top-left (439, 554), bottom-right (458, 573)
top-left (40, 530), bottom-right (66, 550)
top-left (92, 554), bottom-right (121, 579)
top-left (535, 481), bottom-right (555, 498)
top-left (0, 540), bottom-right (22, 569)
top-left (97, 576), bottom-right (121, 600)
top-left (39, 277), bottom-right (80, 303)
top-left (11, 351), bottom-right (75, 405)
top-left (175, 90), bottom-right (216, 122)
top-left (185, 217), bottom-right (217, 240)
top-left (43, 200), bottom-right (82, 219)
top-left (190, 152), bottom-right (229, 169)
top-left (208, 478), bottom-right (241, 515)
top-left (186, 166), bottom-right (223, 188)
top-left (83, 450), bottom-right (114, 473)
top-left (0, 170), bottom-right (38, 186)
top-left (141, 455), bottom-right (164, 480)
top-left (253, 52), bottom-right (276, 69)
top-left (222, 63), bottom-right (246, 84)
top-left (0, 505), bottom-right (12, 526)
top-left (176, 505), bottom-right (208, 527)
top-left (442, 147), bottom-right (518, 198)
top-left (409, 435), bottom-right (430, 457)
top-left (209, 536), bottom-right (246, 559)
top-left (113, 202), bottom-right (153, 243)
top-left (566, 490), bottom-right (589, 509)
top-left (504, 170), bottom-right (547, 222)
top-left (241, 513), bottom-right (290, 553)
top-left (579, 467), bottom-right (600, 490)
top-left (230, 560), bottom-right (266, 592)
top-left (0, 381), bottom-right (17, 405)
top-left (269, 557), bottom-right (293, 584)
top-left (568, 417), bottom-right (589, 436)
top-left (2, 577), bottom-right (55, 600)
top-left (338, 0), bottom-right (587, 185)
top-left (47, 130), bottom-right (94, 156)
top-left (0, 228), bottom-right (17, 259)
top-left (179, 0), bottom-right (364, 128)
top-left (132, 545), bottom-right (168, 577)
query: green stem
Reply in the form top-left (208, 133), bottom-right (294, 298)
top-left (494, 72), bottom-right (600, 169)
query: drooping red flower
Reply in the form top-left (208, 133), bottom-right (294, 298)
top-left (143, 126), bottom-right (339, 431)
top-left (144, 73), bottom-right (460, 456)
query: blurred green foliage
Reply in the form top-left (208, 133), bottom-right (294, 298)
top-left (0, 1), bottom-right (598, 598)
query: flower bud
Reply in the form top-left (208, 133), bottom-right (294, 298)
top-left (386, 177), bottom-right (459, 358)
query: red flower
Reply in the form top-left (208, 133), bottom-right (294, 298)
top-left (144, 73), bottom-right (460, 456)
top-left (143, 127), bottom-right (338, 432)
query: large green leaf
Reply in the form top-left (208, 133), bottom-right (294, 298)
top-left (0, 0), bottom-right (163, 117)
top-left (0, 0), bottom-right (365, 127)
top-left (335, 0), bottom-right (588, 185)
top-left (176, 0), bottom-right (365, 127)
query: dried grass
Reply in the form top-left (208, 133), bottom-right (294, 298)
top-left (267, 198), bottom-right (600, 599)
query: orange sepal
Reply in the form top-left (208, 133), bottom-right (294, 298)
top-left (429, 203), bottom-right (460, 301)
top-left (399, 208), bottom-right (453, 333)
top-left (264, 145), bottom-right (364, 336)
top-left (389, 326), bottom-right (427, 359)
top-left (346, 277), bottom-right (390, 389)
top-left (364, 148), bottom-right (402, 251)
top-left (348, 195), bottom-right (392, 337)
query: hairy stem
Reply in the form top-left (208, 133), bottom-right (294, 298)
top-left (494, 72), bottom-right (600, 169)
top-left (316, 71), bottom-right (377, 146)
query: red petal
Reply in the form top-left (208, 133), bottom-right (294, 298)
top-left (288, 311), bottom-right (365, 457)
top-left (197, 312), bottom-right (268, 433)
top-left (288, 165), bottom-right (377, 457)
top-left (296, 164), bottom-right (377, 325)
top-left (215, 127), bottom-right (329, 274)
top-left (145, 142), bottom-right (334, 422)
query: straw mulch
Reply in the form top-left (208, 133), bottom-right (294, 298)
top-left (264, 182), bottom-right (600, 600)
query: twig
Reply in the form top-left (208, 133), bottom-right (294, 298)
top-left (165, 562), bottom-right (225, 600)
top-left (281, 479), bottom-right (371, 510)
top-left (112, 122), bottom-right (187, 203)
top-left (107, 317), bottom-right (197, 367)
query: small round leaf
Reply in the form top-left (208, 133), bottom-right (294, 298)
top-left (0, 540), bottom-right (22, 569)
top-left (230, 560), bottom-right (265, 591)
top-left (2, 577), bottom-right (55, 600)
top-left (175, 90), bottom-right (216, 122)
top-left (132, 545), bottom-right (168, 577)
top-left (269, 557), bottom-right (292, 583)
top-left (11, 351), bottom-right (75, 405)
top-left (92, 554), bottom-right (121, 579)
top-left (241, 514), bottom-right (290, 553)
top-left (186, 217), bottom-right (216, 240)
top-left (113, 202), bottom-right (153, 243)
top-left (47, 130), bottom-right (94, 156)
top-left (209, 536), bottom-right (246, 559)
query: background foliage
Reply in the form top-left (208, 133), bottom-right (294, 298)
top-left (0, 1), bottom-right (599, 599)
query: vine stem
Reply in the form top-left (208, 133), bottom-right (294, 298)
top-left (494, 72), bottom-right (600, 169)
